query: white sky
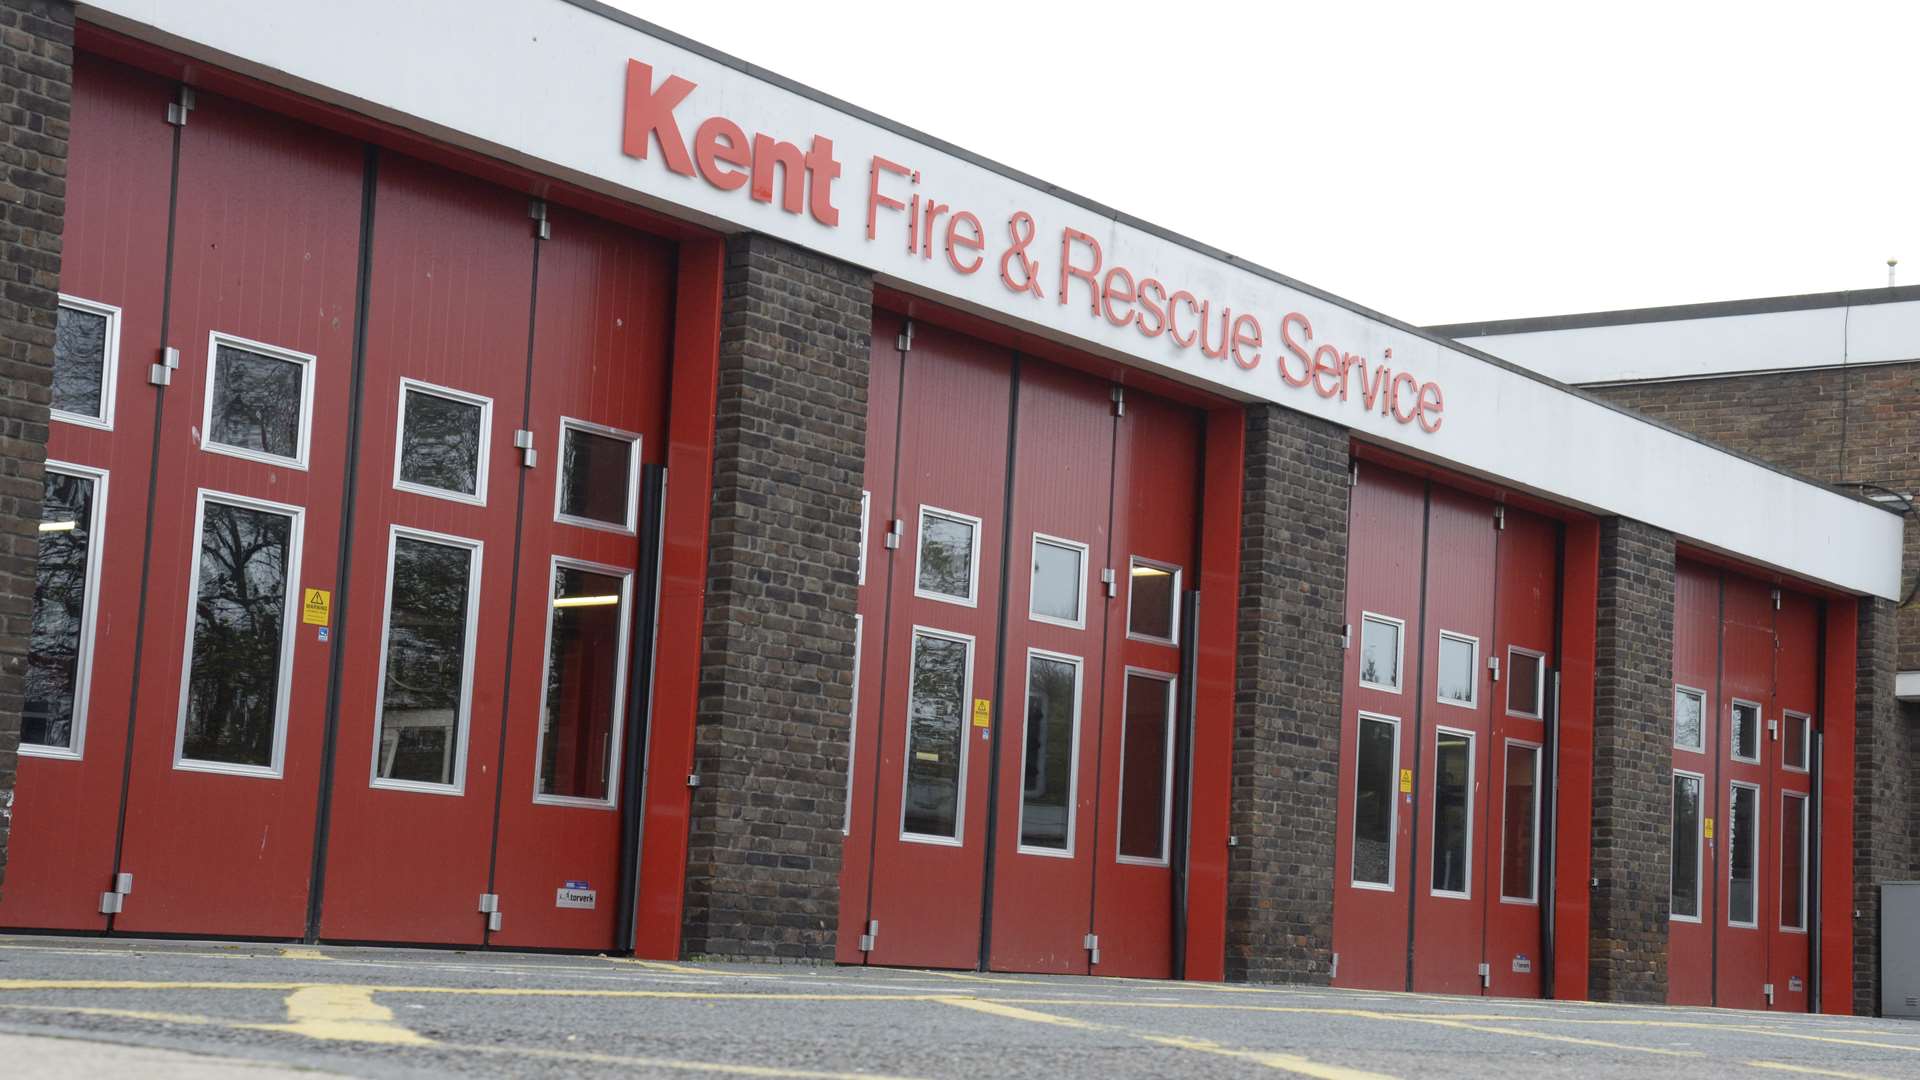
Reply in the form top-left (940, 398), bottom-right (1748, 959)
top-left (603, 0), bottom-right (1918, 326)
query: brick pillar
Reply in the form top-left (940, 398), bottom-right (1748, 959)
top-left (1224, 405), bottom-right (1348, 983)
top-left (1853, 596), bottom-right (1905, 1016)
top-left (1587, 517), bottom-right (1675, 1003)
top-left (0, 0), bottom-right (73, 895)
top-left (680, 234), bottom-right (870, 961)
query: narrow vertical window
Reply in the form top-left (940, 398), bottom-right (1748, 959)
top-left (1506, 647), bottom-right (1544, 718)
top-left (857, 491), bottom-right (870, 587)
top-left (52, 296), bottom-right (118, 429)
top-left (1436, 632), bottom-right (1478, 707)
top-left (1728, 782), bottom-right (1760, 927)
top-left (1730, 699), bottom-right (1761, 763)
top-left (842, 614), bottom-right (863, 835)
top-left (1118, 671), bottom-right (1175, 862)
top-left (1351, 713), bottom-right (1399, 888)
top-left (394, 379), bottom-right (490, 504)
top-left (555, 418), bottom-right (640, 531)
top-left (1673, 686), bottom-right (1706, 753)
top-left (202, 334), bottom-right (314, 468)
top-left (902, 629), bottom-right (971, 841)
top-left (372, 531), bottom-right (479, 790)
top-left (1671, 772), bottom-right (1703, 921)
top-left (1359, 614), bottom-right (1403, 692)
top-left (178, 495), bottom-right (301, 773)
top-left (23, 465), bottom-right (105, 755)
top-left (1783, 711), bottom-right (1810, 772)
top-left (914, 507), bottom-right (980, 605)
top-left (1430, 729), bottom-right (1473, 895)
top-left (1501, 742), bottom-right (1541, 902)
top-left (1126, 559), bottom-right (1180, 643)
top-left (537, 562), bottom-right (630, 803)
top-left (1028, 535), bottom-right (1087, 629)
top-left (1018, 650), bottom-right (1081, 853)
top-left (1781, 791), bottom-right (1808, 931)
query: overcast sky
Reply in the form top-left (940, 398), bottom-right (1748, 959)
top-left (606, 1), bottom-right (1917, 326)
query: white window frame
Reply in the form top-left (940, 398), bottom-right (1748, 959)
top-left (912, 505), bottom-right (982, 608)
top-left (1780, 789), bottom-right (1811, 933)
top-left (199, 330), bottom-right (317, 471)
top-left (1670, 768), bottom-right (1706, 923)
top-left (1027, 532), bottom-right (1089, 630)
top-left (1015, 647), bottom-right (1084, 858)
top-left (1729, 698), bottom-right (1763, 764)
top-left (1428, 725), bottom-right (1475, 899)
top-left (1435, 630), bottom-right (1480, 709)
top-left (1782, 710), bottom-right (1812, 773)
top-left (1115, 667), bottom-right (1178, 867)
top-left (1125, 557), bottom-right (1182, 646)
top-left (1727, 779), bottom-right (1762, 929)
top-left (51, 294), bottom-right (120, 431)
top-left (1498, 738), bottom-right (1543, 905)
top-left (392, 377), bottom-right (492, 507)
top-left (1505, 646), bottom-right (1546, 719)
top-left (857, 490), bottom-right (870, 588)
top-left (842, 613), bottom-right (862, 836)
top-left (531, 554), bottom-right (633, 808)
top-left (20, 460), bottom-right (109, 761)
top-left (553, 416), bottom-right (643, 534)
top-left (898, 624), bottom-right (975, 846)
top-left (367, 525), bottom-right (483, 796)
top-left (1673, 684), bottom-right (1708, 754)
top-left (1358, 611), bottom-right (1405, 694)
top-left (1349, 710), bottom-right (1401, 892)
top-left (172, 488), bottom-right (305, 779)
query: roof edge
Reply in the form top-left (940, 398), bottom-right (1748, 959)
top-left (1428, 284), bottom-right (1920, 339)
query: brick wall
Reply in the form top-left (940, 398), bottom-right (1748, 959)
top-left (681, 233), bottom-right (870, 961)
top-left (1225, 404), bottom-right (1349, 983)
top-left (0, 0), bottom-right (73, 894)
top-left (1855, 597), bottom-right (1906, 1015)
top-left (1587, 517), bottom-right (1675, 1003)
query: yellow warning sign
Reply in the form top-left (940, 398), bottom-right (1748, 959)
top-left (302, 588), bottom-right (331, 626)
top-left (1399, 768), bottom-right (1413, 793)
top-left (971, 699), bottom-right (992, 728)
top-left (1704, 817), bottom-right (1714, 840)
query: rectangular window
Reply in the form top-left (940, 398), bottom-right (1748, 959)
top-left (1436, 631), bottom-right (1478, 707)
top-left (372, 531), bottom-right (480, 790)
top-left (1674, 686), bottom-right (1706, 753)
top-left (23, 463), bottom-right (106, 756)
top-left (1783, 711), bottom-right (1810, 772)
top-left (1430, 729), bottom-right (1474, 895)
top-left (202, 333), bottom-right (315, 468)
top-left (1126, 558), bottom-right (1180, 644)
top-left (857, 490), bottom-right (870, 587)
top-left (555, 418), bottom-right (640, 532)
top-left (1671, 771), bottom-right (1703, 921)
top-left (177, 493), bottom-right (301, 774)
top-left (842, 614), bottom-right (862, 835)
top-left (1506, 647), bottom-right (1544, 718)
top-left (901, 628), bottom-right (972, 841)
top-left (1730, 699), bottom-right (1761, 763)
top-left (52, 295), bottom-right (118, 429)
top-left (1501, 741), bottom-right (1541, 902)
top-left (1781, 791), bottom-right (1808, 931)
top-left (1351, 712), bottom-right (1399, 888)
top-left (1729, 781), bottom-right (1759, 927)
top-left (1018, 650), bottom-right (1082, 853)
top-left (394, 379), bottom-right (490, 504)
top-left (1359, 613), bottom-right (1403, 693)
top-left (1118, 671), bottom-right (1175, 863)
top-left (1029, 534), bottom-right (1087, 629)
top-left (914, 506), bottom-right (980, 606)
top-left (537, 561), bottom-right (630, 804)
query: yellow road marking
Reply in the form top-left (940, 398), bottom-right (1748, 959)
top-left (245, 985), bottom-right (432, 1045)
top-left (936, 997), bottom-right (1102, 1030)
top-left (1746, 1062), bottom-right (1892, 1079)
top-left (599, 957), bottom-right (728, 975)
top-left (920, 971), bottom-right (1060, 986)
top-left (276, 947), bottom-right (330, 961)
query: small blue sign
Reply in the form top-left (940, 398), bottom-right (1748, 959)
top-left (317, 627), bottom-right (329, 642)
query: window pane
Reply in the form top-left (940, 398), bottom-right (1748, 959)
top-left (1784, 714), bottom-right (1808, 770)
top-left (1353, 716), bottom-right (1396, 886)
top-left (182, 501), bottom-right (292, 768)
top-left (1437, 634), bottom-right (1476, 704)
top-left (400, 389), bottom-right (483, 497)
top-left (559, 426), bottom-right (634, 526)
top-left (375, 537), bottom-right (473, 786)
top-left (1731, 701), bottom-right (1759, 761)
top-left (1360, 617), bottom-right (1400, 690)
top-left (1119, 673), bottom-right (1173, 860)
top-left (540, 566), bottom-right (625, 800)
top-left (209, 344), bottom-right (304, 460)
top-left (1729, 784), bottom-right (1758, 925)
top-left (1501, 744), bottom-right (1539, 901)
top-left (1674, 688), bottom-right (1704, 751)
top-left (1507, 649), bottom-right (1542, 717)
top-left (53, 305), bottom-right (108, 419)
top-left (1781, 793), bottom-right (1807, 930)
top-left (1128, 562), bottom-right (1176, 640)
top-left (1019, 654), bottom-right (1078, 850)
top-left (1671, 774), bottom-right (1702, 919)
top-left (916, 512), bottom-right (975, 601)
top-left (24, 471), bottom-right (96, 749)
top-left (1030, 540), bottom-right (1082, 624)
top-left (1431, 731), bottom-right (1471, 894)
top-left (903, 633), bottom-right (967, 838)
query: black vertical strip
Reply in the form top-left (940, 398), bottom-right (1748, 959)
top-left (480, 229), bottom-right (544, 946)
top-left (104, 112), bottom-right (186, 931)
top-left (1075, 388), bottom-right (1122, 970)
top-left (1711, 571), bottom-right (1726, 1003)
top-left (303, 145), bottom-right (380, 942)
top-left (614, 464), bottom-right (668, 951)
top-left (1539, 522), bottom-right (1567, 998)
top-left (1169, 589), bottom-right (1200, 980)
top-left (1402, 484), bottom-right (1434, 990)
top-left (973, 352), bottom-right (1021, 972)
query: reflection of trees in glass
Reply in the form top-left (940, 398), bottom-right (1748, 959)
top-left (1437, 637), bottom-right (1474, 702)
top-left (1019, 656), bottom-right (1075, 848)
top-left (52, 306), bottom-right (106, 418)
top-left (182, 503), bottom-right (292, 767)
top-left (1360, 620), bottom-right (1398, 688)
top-left (1673, 690), bottom-right (1703, 748)
top-left (540, 566), bottom-right (622, 799)
top-left (399, 390), bottom-right (482, 495)
top-left (560, 429), bottom-right (631, 524)
top-left (1430, 734), bottom-right (1470, 893)
top-left (916, 516), bottom-right (973, 599)
top-left (1352, 718), bottom-right (1395, 885)
top-left (1671, 775), bottom-right (1701, 917)
top-left (1729, 786), bottom-right (1756, 921)
top-left (903, 634), bottom-right (966, 837)
top-left (209, 345), bottom-right (302, 458)
top-left (24, 472), bottom-right (94, 748)
top-left (377, 538), bottom-right (472, 785)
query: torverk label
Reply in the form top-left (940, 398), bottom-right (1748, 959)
top-left (556, 882), bottom-right (597, 909)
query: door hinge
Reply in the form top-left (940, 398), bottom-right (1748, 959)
top-left (1478, 962), bottom-right (1491, 988)
top-left (1330, 952), bottom-right (1339, 979)
top-left (1493, 505), bottom-right (1506, 531)
top-left (1111, 386), bottom-right (1126, 416)
top-left (686, 773), bottom-right (701, 788)
top-left (1101, 567), bottom-right (1117, 598)
top-left (1771, 588), bottom-right (1781, 611)
top-left (478, 893), bottom-right (502, 932)
top-left (514, 428), bottom-right (537, 468)
top-left (1763, 981), bottom-right (1775, 1006)
top-left (98, 872), bottom-right (134, 915)
top-left (1488, 655), bottom-right (1500, 682)
top-left (1343, 623), bottom-right (1351, 650)
top-left (1084, 932), bottom-right (1100, 965)
top-left (1349, 461), bottom-right (1359, 487)
top-left (166, 85), bottom-right (195, 126)
top-left (529, 198), bottom-right (550, 240)
top-left (858, 919), bottom-right (878, 952)
top-left (884, 518), bottom-right (903, 549)
top-left (897, 319), bottom-right (913, 353)
top-left (149, 346), bottom-right (180, 387)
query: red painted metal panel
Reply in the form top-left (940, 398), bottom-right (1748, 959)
top-left (1552, 518), bottom-right (1597, 1001)
top-left (114, 89), bottom-right (364, 936)
top-left (1716, 573), bottom-right (1775, 1009)
top-left (1669, 561), bottom-right (1720, 1005)
top-left (1184, 407), bottom-right (1241, 983)
top-left (1769, 590), bottom-right (1819, 1012)
top-left (1818, 600), bottom-right (1856, 1014)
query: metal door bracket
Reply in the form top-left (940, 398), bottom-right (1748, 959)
top-left (1101, 567), bottom-right (1117, 598)
top-left (1488, 656), bottom-right (1501, 682)
top-left (148, 363), bottom-right (172, 386)
top-left (1493, 505), bottom-right (1506, 530)
top-left (1343, 623), bottom-right (1351, 650)
top-left (99, 872), bottom-right (134, 915)
top-left (1110, 386), bottom-right (1125, 416)
top-left (1084, 933), bottom-right (1101, 965)
top-left (686, 773), bottom-right (701, 788)
top-left (897, 319), bottom-right (913, 353)
top-left (528, 199), bottom-right (550, 240)
top-left (884, 519), bottom-right (903, 549)
top-left (478, 893), bottom-right (499, 913)
top-left (166, 86), bottom-right (195, 126)
top-left (1478, 962), bottom-right (1491, 988)
top-left (858, 919), bottom-right (878, 952)
top-left (514, 429), bottom-right (537, 469)
top-left (1763, 982), bottom-right (1776, 1006)
top-left (1330, 953), bottom-right (1339, 979)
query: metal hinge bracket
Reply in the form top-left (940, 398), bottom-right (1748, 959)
top-left (1771, 588), bottom-right (1781, 610)
top-left (1349, 461), bottom-right (1359, 487)
top-left (98, 872), bottom-right (134, 915)
top-left (529, 199), bottom-right (550, 240)
top-left (1111, 386), bottom-right (1125, 416)
top-left (897, 319), bottom-right (913, 353)
top-left (1488, 655), bottom-right (1501, 682)
top-left (884, 519), bottom-right (903, 549)
top-left (686, 773), bottom-right (701, 788)
top-left (1763, 981), bottom-right (1775, 1006)
top-left (1478, 962), bottom-right (1491, 988)
top-left (858, 919), bottom-right (878, 952)
top-left (1493, 505), bottom-right (1506, 531)
top-left (478, 893), bottom-right (499, 913)
top-left (166, 86), bottom-right (195, 126)
top-left (1101, 567), bottom-right (1117, 598)
top-left (1343, 623), bottom-right (1351, 650)
top-left (1330, 952), bottom-right (1339, 979)
top-left (1084, 933), bottom-right (1100, 965)
top-left (514, 429), bottom-right (537, 469)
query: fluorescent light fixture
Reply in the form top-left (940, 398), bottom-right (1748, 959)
top-left (1131, 565), bottom-right (1170, 577)
top-left (552, 594), bottom-right (620, 608)
top-left (38, 520), bottom-right (76, 533)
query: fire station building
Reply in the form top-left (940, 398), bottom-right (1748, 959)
top-left (0, 0), bottom-right (1909, 1016)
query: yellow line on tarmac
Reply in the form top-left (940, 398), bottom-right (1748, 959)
top-left (243, 985), bottom-right (432, 1045)
top-left (920, 971), bottom-right (1061, 986)
top-left (937, 997), bottom-right (1102, 1030)
top-left (276, 947), bottom-right (330, 961)
top-left (599, 957), bottom-right (730, 975)
top-left (1746, 1061), bottom-right (1892, 1079)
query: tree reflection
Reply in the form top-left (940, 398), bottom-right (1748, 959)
top-left (916, 517), bottom-right (973, 599)
top-left (24, 472), bottom-right (94, 748)
top-left (182, 502), bottom-right (292, 767)
top-left (377, 538), bottom-right (472, 785)
top-left (399, 390), bottom-right (481, 496)
top-left (209, 345), bottom-right (303, 459)
top-left (903, 633), bottom-right (967, 837)
top-left (52, 307), bottom-right (106, 418)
